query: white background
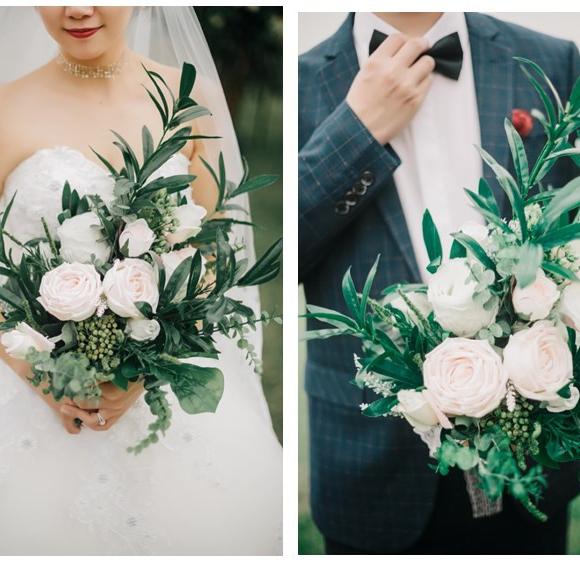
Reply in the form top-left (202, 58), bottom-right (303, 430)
top-left (1, 0), bottom-right (580, 577)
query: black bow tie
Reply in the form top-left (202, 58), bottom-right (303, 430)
top-left (369, 30), bottom-right (463, 81)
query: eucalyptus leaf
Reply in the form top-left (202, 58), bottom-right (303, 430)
top-left (513, 242), bottom-right (543, 288)
top-left (538, 222), bottom-right (580, 249)
top-left (162, 255), bottom-right (193, 304)
top-left (170, 105), bottom-right (210, 128)
top-left (359, 255), bottom-right (380, 323)
top-left (504, 118), bottom-right (529, 193)
top-left (542, 260), bottom-right (579, 282)
top-left (231, 174), bottom-right (279, 197)
top-left (303, 304), bottom-right (358, 331)
top-left (341, 267), bottom-right (360, 320)
top-left (142, 125), bottom-right (154, 160)
top-left (237, 238), bottom-right (282, 287)
top-left (422, 210), bottom-right (442, 274)
top-left (362, 396), bottom-right (398, 417)
top-left (369, 354), bottom-right (422, 388)
top-left (154, 361), bottom-right (224, 415)
top-left (303, 328), bottom-right (352, 341)
top-left (476, 145), bottom-right (527, 240)
top-left (514, 57), bottom-right (563, 113)
top-left (515, 58), bottom-right (557, 126)
top-left (178, 62), bottom-right (197, 99)
top-left (451, 232), bottom-right (497, 273)
top-left (539, 176), bottom-right (580, 231)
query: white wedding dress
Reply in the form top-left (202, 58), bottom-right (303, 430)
top-left (0, 146), bottom-right (282, 555)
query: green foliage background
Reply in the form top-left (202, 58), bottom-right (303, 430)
top-left (200, 8), bottom-right (282, 440)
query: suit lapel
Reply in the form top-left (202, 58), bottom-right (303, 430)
top-left (318, 14), bottom-right (359, 111)
top-left (467, 13), bottom-right (514, 218)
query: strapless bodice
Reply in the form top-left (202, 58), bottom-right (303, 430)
top-left (0, 146), bottom-right (190, 261)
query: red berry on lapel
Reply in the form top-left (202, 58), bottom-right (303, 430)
top-left (511, 108), bottom-right (533, 138)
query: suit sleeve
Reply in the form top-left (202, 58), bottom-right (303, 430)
top-left (298, 100), bottom-right (401, 281)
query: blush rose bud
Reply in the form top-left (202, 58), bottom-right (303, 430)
top-left (119, 218), bottom-right (156, 257)
top-left (1, 322), bottom-right (55, 359)
top-left (512, 269), bottom-right (559, 321)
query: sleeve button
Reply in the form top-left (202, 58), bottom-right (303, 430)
top-left (353, 182), bottom-right (366, 195)
top-left (361, 171), bottom-right (374, 186)
top-left (335, 201), bottom-right (350, 215)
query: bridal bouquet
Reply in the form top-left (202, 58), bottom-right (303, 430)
top-left (306, 58), bottom-right (580, 520)
top-left (0, 62), bottom-right (281, 453)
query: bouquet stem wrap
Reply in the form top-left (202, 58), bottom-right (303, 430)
top-left (464, 468), bottom-right (503, 518)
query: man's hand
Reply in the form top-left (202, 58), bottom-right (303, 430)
top-left (60, 380), bottom-right (145, 432)
top-left (346, 34), bottom-right (435, 145)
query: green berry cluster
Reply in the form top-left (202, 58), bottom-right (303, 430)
top-left (483, 399), bottom-right (539, 469)
top-left (144, 189), bottom-right (179, 253)
top-left (494, 401), bottom-right (535, 441)
top-left (75, 314), bottom-right (123, 371)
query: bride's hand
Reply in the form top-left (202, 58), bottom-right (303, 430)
top-left (35, 389), bottom-right (86, 435)
top-left (60, 380), bottom-right (145, 432)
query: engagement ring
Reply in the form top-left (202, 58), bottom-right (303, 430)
top-left (96, 413), bottom-right (106, 426)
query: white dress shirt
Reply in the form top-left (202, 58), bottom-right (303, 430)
top-left (353, 12), bottom-right (483, 281)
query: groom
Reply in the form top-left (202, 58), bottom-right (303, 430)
top-left (299, 12), bottom-right (580, 554)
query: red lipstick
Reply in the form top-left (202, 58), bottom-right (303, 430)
top-left (65, 26), bottom-right (102, 39)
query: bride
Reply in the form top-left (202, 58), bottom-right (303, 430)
top-left (0, 6), bottom-right (282, 555)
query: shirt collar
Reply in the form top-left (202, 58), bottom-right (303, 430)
top-left (353, 12), bottom-right (468, 67)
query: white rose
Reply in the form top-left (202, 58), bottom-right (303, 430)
top-left (166, 202), bottom-right (207, 246)
top-left (119, 218), bottom-right (155, 257)
top-left (125, 318), bottom-right (161, 342)
top-left (503, 321), bottom-right (573, 401)
top-left (103, 258), bottom-right (159, 319)
top-left (388, 292), bottom-right (432, 325)
top-left (559, 282), bottom-right (580, 331)
top-left (160, 246), bottom-right (205, 302)
top-left (57, 212), bottom-right (111, 264)
top-left (512, 269), bottom-right (559, 321)
top-left (395, 389), bottom-right (451, 431)
top-left (546, 386), bottom-right (580, 413)
top-left (0, 322), bottom-right (55, 359)
top-left (423, 337), bottom-right (508, 418)
top-left (460, 221), bottom-right (489, 245)
top-left (427, 258), bottom-right (498, 337)
top-left (38, 262), bottom-right (103, 321)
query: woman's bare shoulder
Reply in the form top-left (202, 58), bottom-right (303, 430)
top-left (0, 66), bottom-right (51, 109)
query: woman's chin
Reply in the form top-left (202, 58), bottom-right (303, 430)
top-left (58, 36), bottom-right (112, 61)
top-left (61, 46), bottom-right (110, 64)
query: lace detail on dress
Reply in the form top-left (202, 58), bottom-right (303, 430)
top-left (70, 461), bottom-right (168, 555)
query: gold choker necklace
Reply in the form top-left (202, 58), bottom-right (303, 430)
top-left (56, 52), bottom-right (127, 79)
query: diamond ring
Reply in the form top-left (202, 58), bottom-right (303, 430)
top-left (96, 412), bottom-right (106, 426)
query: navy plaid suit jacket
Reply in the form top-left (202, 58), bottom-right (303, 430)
top-left (299, 13), bottom-right (580, 552)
